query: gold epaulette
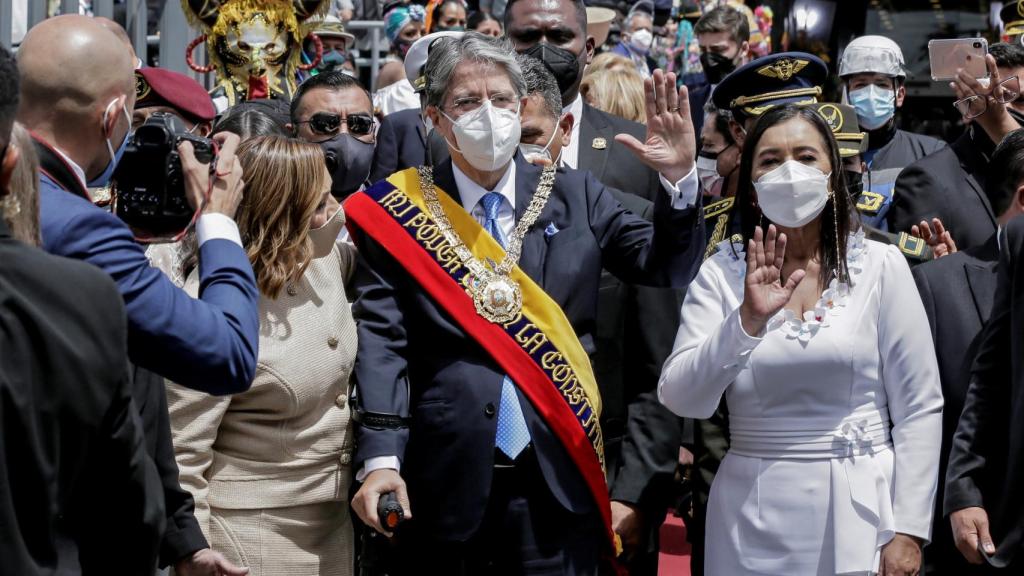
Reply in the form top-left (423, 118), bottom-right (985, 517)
top-left (704, 197), bottom-right (735, 219)
top-left (897, 231), bottom-right (926, 258)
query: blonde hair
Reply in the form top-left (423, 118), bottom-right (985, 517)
top-left (3, 123), bottom-right (41, 245)
top-left (580, 66), bottom-right (647, 124)
top-left (587, 53), bottom-right (637, 74)
top-left (236, 135), bottom-right (326, 299)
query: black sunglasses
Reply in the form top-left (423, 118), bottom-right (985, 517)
top-left (297, 112), bottom-right (375, 136)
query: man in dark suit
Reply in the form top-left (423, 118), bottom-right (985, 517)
top-left (17, 15), bottom-right (259, 395)
top-left (687, 6), bottom-right (751, 140)
top-left (944, 212), bottom-right (1024, 572)
top-left (349, 34), bottom-right (703, 573)
top-left (890, 42), bottom-right (1024, 250)
top-left (0, 44), bottom-right (165, 574)
top-left (914, 129), bottom-right (1024, 575)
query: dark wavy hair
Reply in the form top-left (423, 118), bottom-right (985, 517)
top-left (736, 104), bottom-right (856, 288)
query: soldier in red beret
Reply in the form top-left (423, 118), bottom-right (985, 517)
top-left (132, 67), bottom-right (217, 137)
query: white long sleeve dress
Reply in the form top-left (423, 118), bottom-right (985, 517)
top-left (659, 231), bottom-right (943, 576)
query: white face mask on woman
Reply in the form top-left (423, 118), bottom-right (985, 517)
top-left (753, 160), bottom-right (832, 228)
top-left (443, 100), bottom-right (522, 172)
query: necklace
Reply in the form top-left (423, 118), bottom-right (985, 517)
top-left (417, 164), bottom-right (556, 323)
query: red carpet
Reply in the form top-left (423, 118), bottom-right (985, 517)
top-left (657, 511), bottom-right (692, 576)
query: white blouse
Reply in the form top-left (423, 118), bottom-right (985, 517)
top-left (659, 232), bottom-right (943, 575)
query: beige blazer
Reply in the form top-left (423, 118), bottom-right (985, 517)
top-left (168, 210), bottom-right (358, 535)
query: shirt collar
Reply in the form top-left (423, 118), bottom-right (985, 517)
top-left (563, 93), bottom-right (584, 121)
top-left (452, 159), bottom-right (516, 215)
top-left (52, 146), bottom-right (88, 191)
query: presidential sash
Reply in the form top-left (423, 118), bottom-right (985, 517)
top-left (345, 168), bottom-right (618, 554)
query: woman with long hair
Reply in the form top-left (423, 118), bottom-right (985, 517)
top-left (168, 135), bottom-right (356, 576)
top-left (659, 105), bottom-right (942, 576)
top-left (2, 123), bottom-right (41, 245)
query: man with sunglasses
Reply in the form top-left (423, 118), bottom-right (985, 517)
top-left (289, 71), bottom-right (377, 199)
top-left (891, 42), bottom-right (1024, 252)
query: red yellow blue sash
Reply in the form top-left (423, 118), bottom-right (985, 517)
top-left (345, 168), bottom-right (618, 554)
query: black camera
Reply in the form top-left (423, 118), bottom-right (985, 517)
top-left (112, 113), bottom-right (214, 239)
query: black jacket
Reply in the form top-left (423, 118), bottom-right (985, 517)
top-left (370, 108), bottom-right (428, 185)
top-left (350, 155), bottom-right (704, 539)
top-left (0, 220), bottom-right (165, 574)
top-left (945, 217), bottom-right (1024, 568)
top-left (913, 234), bottom-right (1000, 574)
top-left (890, 130), bottom-right (997, 251)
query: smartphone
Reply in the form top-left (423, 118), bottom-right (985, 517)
top-left (929, 38), bottom-right (988, 81)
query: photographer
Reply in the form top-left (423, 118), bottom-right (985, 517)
top-left (17, 15), bottom-right (259, 396)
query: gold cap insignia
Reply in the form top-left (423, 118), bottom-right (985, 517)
top-left (592, 137), bottom-right (607, 150)
top-left (1018, 0), bottom-right (1024, 17)
top-left (817, 104), bottom-right (843, 133)
top-left (135, 72), bottom-right (151, 101)
top-left (757, 58), bottom-right (809, 81)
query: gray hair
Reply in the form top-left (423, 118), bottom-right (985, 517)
top-left (517, 55), bottom-right (562, 123)
top-left (625, 10), bottom-right (653, 31)
top-left (424, 32), bottom-right (527, 110)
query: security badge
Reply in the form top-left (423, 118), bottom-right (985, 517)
top-left (592, 137), bottom-right (607, 150)
top-left (756, 58), bottom-right (809, 81)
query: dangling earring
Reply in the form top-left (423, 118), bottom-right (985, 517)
top-left (831, 191), bottom-right (843, 284)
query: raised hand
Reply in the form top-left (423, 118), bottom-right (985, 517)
top-left (739, 225), bottom-right (806, 336)
top-left (911, 217), bottom-right (958, 259)
top-left (614, 69), bottom-right (695, 184)
top-left (952, 53), bottom-right (1019, 145)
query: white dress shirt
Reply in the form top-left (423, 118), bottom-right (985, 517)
top-left (54, 145), bottom-right (243, 248)
top-left (357, 157), bottom-right (698, 481)
top-left (560, 94), bottom-right (585, 170)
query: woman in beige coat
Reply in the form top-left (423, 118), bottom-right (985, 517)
top-left (168, 135), bottom-right (357, 576)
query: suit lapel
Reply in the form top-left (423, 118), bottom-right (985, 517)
top-left (578, 104), bottom-right (611, 181)
top-left (955, 133), bottom-right (997, 224)
top-left (514, 155), bottom-right (546, 283)
top-left (433, 158), bottom-right (463, 206)
top-left (963, 233), bottom-right (1001, 324)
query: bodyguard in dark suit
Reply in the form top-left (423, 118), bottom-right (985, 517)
top-left (370, 107), bottom-right (428, 184)
top-left (944, 213), bottom-right (1024, 572)
top-left (0, 48), bottom-right (165, 571)
top-left (17, 16), bottom-right (259, 395)
top-left (349, 34), bottom-right (703, 573)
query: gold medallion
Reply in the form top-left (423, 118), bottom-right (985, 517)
top-left (473, 273), bottom-right (523, 323)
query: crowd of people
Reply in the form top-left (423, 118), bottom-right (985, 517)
top-left (3, 1), bottom-right (1024, 576)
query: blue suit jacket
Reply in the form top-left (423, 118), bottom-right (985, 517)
top-left (350, 156), bottom-right (704, 540)
top-left (38, 170), bottom-right (259, 395)
top-left (369, 108), bottom-right (428, 186)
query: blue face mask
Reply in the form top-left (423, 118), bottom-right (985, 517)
top-left (87, 97), bottom-right (131, 188)
top-left (848, 84), bottom-right (895, 131)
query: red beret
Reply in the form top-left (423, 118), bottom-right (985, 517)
top-left (135, 67), bottom-right (216, 124)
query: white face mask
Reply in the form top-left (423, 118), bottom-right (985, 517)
top-left (629, 29), bottom-right (654, 54)
top-left (443, 100), bottom-right (522, 172)
top-left (519, 125), bottom-right (558, 165)
top-left (753, 160), bottom-right (832, 228)
top-left (696, 152), bottom-right (723, 195)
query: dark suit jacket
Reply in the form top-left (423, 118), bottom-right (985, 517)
top-left (578, 103), bottom-right (661, 202)
top-left (0, 220), bottom-right (165, 574)
top-left (688, 83), bottom-right (711, 141)
top-left (370, 108), bottom-right (427, 186)
top-left (913, 234), bottom-right (1000, 574)
top-left (945, 217), bottom-right (1024, 568)
top-left (34, 136), bottom-right (260, 394)
top-left (350, 155), bottom-right (704, 540)
top-left (890, 130), bottom-right (997, 251)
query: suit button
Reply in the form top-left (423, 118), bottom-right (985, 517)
top-left (484, 403), bottom-right (496, 417)
top-left (286, 284), bottom-right (297, 296)
top-left (340, 452), bottom-right (352, 465)
top-left (335, 394), bottom-right (347, 409)
top-left (328, 336), bottom-right (339, 348)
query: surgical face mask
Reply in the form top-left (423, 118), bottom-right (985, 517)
top-left (696, 150), bottom-right (724, 195)
top-left (434, 24), bottom-right (465, 32)
top-left (89, 97), bottom-right (131, 188)
top-left (700, 51), bottom-right (737, 85)
top-left (629, 29), bottom-right (654, 54)
top-left (520, 126), bottom-right (559, 165)
top-left (319, 132), bottom-right (375, 199)
top-left (843, 169), bottom-right (864, 199)
top-left (318, 49), bottom-right (347, 72)
top-left (521, 43), bottom-right (581, 100)
top-left (753, 160), bottom-right (832, 228)
top-left (443, 100), bottom-right (522, 172)
top-left (848, 84), bottom-right (895, 130)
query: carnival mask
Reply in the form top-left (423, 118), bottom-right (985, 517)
top-left (221, 13), bottom-right (290, 99)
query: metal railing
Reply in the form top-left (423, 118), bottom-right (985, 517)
top-left (4, 2), bottom-right (389, 92)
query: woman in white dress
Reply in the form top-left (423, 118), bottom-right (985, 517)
top-left (659, 105), bottom-right (942, 576)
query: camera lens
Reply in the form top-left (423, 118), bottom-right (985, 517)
top-left (974, 42), bottom-right (982, 48)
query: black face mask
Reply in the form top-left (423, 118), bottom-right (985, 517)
top-left (319, 133), bottom-right (375, 199)
top-left (521, 43), bottom-right (581, 100)
top-left (843, 169), bottom-right (864, 200)
top-left (700, 51), bottom-right (737, 85)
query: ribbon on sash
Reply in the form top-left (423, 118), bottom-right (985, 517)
top-left (345, 168), bottom-right (619, 555)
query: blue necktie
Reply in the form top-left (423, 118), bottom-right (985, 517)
top-left (479, 192), bottom-right (531, 459)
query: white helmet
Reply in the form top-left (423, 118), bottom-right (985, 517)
top-left (838, 35), bottom-right (907, 79)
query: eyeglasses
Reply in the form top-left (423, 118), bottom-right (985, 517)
top-left (296, 112), bottom-right (375, 137)
top-left (953, 75), bottom-right (1021, 119)
top-left (443, 93), bottom-right (519, 117)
